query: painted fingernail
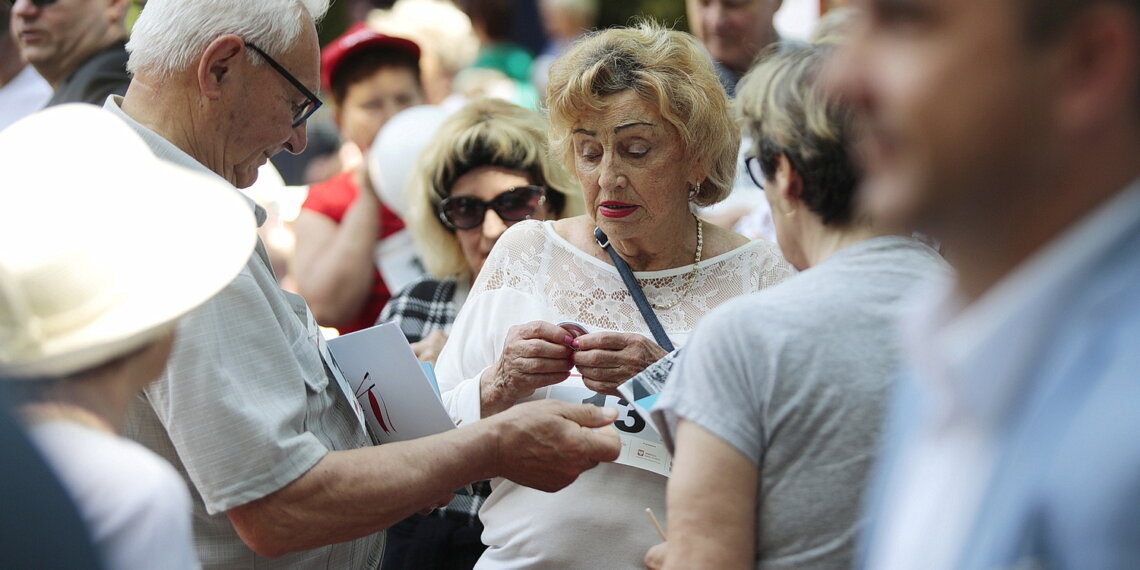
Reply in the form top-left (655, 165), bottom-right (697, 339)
top-left (571, 339), bottom-right (580, 349)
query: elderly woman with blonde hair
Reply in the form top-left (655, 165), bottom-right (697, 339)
top-left (433, 21), bottom-right (792, 569)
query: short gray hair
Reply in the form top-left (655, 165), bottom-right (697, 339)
top-left (126, 0), bottom-right (330, 78)
top-left (736, 43), bottom-right (859, 226)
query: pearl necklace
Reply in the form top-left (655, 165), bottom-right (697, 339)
top-left (649, 215), bottom-right (703, 310)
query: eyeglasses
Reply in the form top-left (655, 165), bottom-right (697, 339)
top-left (744, 155), bottom-right (766, 189)
top-left (437, 185), bottom-right (546, 230)
top-left (244, 42), bottom-right (322, 128)
top-left (8, 0), bottom-right (58, 7)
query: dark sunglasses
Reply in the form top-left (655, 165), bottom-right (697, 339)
top-left (438, 185), bottom-right (546, 231)
top-left (244, 41), bottom-right (322, 128)
top-left (8, 0), bottom-right (58, 6)
top-left (744, 155), bottom-right (766, 189)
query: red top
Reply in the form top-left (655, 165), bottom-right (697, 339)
top-left (302, 171), bottom-right (406, 334)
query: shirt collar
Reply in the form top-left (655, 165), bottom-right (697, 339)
top-left (103, 95), bottom-right (267, 227)
top-left (908, 177), bottom-right (1140, 428)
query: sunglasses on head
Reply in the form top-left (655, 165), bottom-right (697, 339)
top-left (438, 185), bottom-right (546, 231)
top-left (9, 0), bottom-right (58, 6)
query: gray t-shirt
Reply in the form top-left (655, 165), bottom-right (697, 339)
top-left (654, 235), bottom-right (949, 570)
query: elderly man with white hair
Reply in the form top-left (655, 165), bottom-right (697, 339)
top-left (107, 1), bottom-right (622, 568)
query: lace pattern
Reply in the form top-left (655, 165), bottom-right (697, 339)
top-left (475, 220), bottom-right (794, 336)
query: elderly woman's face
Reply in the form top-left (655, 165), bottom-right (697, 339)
top-left (570, 91), bottom-right (697, 243)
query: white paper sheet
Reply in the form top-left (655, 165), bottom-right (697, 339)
top-left (327, 323), bottom-right (457, 444)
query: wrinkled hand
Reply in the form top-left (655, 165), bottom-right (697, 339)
top-left (644, 541), bottom-right (667, 569)
top-left (571, 332), bottom-right (667, 396)
top-left (489, 399), bottom-right (621, 492)
top-left (411, 330), bottom-right (448, 365)
top-left (481, 321), bottom-right (575, 416)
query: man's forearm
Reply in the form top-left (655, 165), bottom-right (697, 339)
top-left (226, 399), bottom-right (620, 558)
top-left (227, 423), bottom-right (497, 557)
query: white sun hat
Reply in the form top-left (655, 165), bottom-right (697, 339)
top-left (0, 104), bottom-right (257, 379)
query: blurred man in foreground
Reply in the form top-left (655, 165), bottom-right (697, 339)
top-left (830, 0), bottom-right (1140, 567)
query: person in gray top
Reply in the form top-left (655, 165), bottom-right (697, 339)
top-left (107, 0), bottom-right (621, 568)
top-left (645, 41), bottom-right (950, 569)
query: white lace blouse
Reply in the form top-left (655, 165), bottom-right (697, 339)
top-left (434, 220), bottom-right (792, 569)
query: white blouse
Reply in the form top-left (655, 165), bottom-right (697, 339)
top-left (435, 219), bottom-right (792, 569)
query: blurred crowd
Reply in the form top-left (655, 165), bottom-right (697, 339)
top-left (3, 0), bottom-right (1139, 569)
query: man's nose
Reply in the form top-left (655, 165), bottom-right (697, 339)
top-left (283, 122), bottom-right (309, 155)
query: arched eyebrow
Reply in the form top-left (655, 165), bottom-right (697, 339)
top-left (615, 121), bottom-right (655, 132)
top-left (572, 121), bottom-right (657, 137)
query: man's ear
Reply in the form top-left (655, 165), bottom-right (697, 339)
top-left (1053, 3), bottom-right (1140, 133)
top-left (197, 35), bottom-right (245, 100)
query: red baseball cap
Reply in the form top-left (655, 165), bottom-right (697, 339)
top-left (320, 22), bottom-right (421, 92)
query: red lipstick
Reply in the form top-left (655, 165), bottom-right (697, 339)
top-left (599, 201), bottom-right (638, 219)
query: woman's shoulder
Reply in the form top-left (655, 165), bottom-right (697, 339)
top-left (697, 229), bottom-right (795, 293)
top-left (499, 217), bottom-right (599, 259)
top-left (705, 228), bottom-right (790, 270)
top-left (700, 221), bottom-right (786, 263)
top-left (497, 218), bottom-right (555, 246)
top-left (700, 221), bottom-right (751, 257)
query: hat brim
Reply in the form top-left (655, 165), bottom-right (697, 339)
top-left (0, 105), bottom-right (257, 378)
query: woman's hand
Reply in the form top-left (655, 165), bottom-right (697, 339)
top-left (571, 332), bottom-right (667, 396)
top-left (411, 330), bottom-right (448, 365)
top-left (480, 321), bottom-right (576, 416)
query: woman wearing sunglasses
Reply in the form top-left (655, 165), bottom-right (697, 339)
top-left (381, 97), bottom-right (583, 364)
top-left (375, 97), bottom-right (582, 570)
top-left (431, 22), bottom-right (793, 569)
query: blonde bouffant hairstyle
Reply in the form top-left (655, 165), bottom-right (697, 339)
top-left (545, 20), bottom-right (739, 206)
top-left (407, 98), bottom-right (583, 281)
